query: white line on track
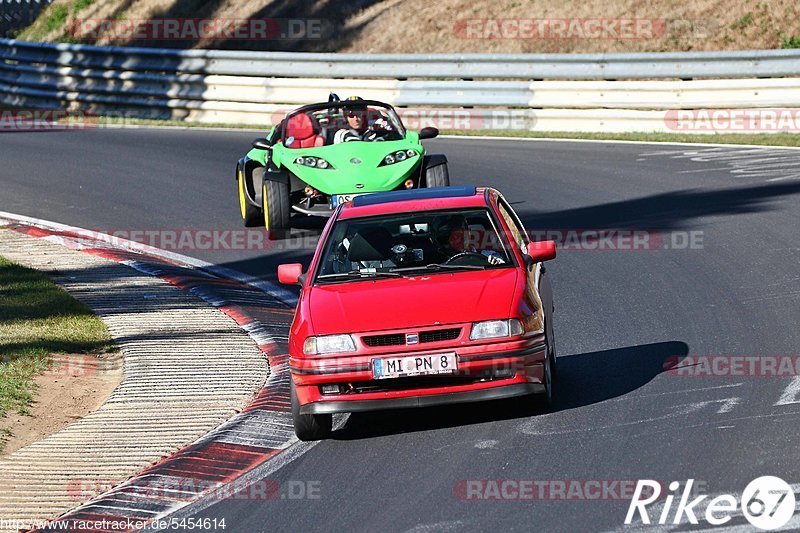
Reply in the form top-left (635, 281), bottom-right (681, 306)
top-left (0, 210), bottom-right (344, 527)
top-left (620, 383), bottom-right (745, 400)
top-left (0, 210), bottom-right (299, 306)
top-left (775, 377), bottom-right (800, 406)
top-left (143, 414), bottom-right (350, 530)
top-left (638, 147), bottom-right (800, 182)
top-left (519, 398), bottom-right (742, 436)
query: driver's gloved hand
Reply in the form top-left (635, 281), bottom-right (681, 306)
top-left (482, 250), bottom-right (505, 265)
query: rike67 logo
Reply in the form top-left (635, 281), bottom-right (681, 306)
top-left (625, 477), bottom-right (796, 530)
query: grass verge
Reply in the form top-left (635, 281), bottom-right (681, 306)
top-left (0, 255), bottom-right (115, 448)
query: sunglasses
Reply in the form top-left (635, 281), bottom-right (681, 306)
top-left (346, 112), bottom-right (362, 118)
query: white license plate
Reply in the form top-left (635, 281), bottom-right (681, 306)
top-left (331, 193), bottom-right (366, 207)
top-left (372, 353), bottom-right (458, 379)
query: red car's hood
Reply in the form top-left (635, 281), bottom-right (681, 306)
top-left (307, 268), bottom-right (520, 334)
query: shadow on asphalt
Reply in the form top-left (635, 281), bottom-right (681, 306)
top-left (211, 180), bottom-right (800, 285)
top-left (518, 181), bottom-right (800, 231)
top-left (331, 340), bottom-right (689, 440)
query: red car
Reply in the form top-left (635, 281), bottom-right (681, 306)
top-left (278, 186), bottom-right (557, 440)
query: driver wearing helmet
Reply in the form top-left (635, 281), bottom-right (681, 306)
top-left (433, 214), bottom-right (505, 265)
top-left (333, 96), bottom-right (392, 144)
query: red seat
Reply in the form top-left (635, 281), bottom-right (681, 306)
top-left (285, 113), bottom-right (324, 148)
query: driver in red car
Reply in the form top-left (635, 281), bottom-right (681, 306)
top-left (433, 214), bottom-right (506, 265)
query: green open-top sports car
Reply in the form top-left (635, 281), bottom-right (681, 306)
top-left (236, 97), bottom-right (449, 235)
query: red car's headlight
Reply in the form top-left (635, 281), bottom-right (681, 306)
top-left (303, 334), bottom-right (356, 355)
top-left (469, 319), bottom-right (524, 340)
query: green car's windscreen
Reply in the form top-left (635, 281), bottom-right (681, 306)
top-left (283, 103), bottom-right (406, 148)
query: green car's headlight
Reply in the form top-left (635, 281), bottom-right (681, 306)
top-left (294, 156), bottom-right (334, 169)
top-left (380, 149), bottom-right (418, 167)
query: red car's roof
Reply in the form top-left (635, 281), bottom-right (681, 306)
top-left (338, 186), bottom-right (491, 220)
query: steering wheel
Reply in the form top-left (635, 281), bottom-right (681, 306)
top-left (443, 252), bottom-right (488, 266)
top-left (364, 130), bottom-right (385, 142)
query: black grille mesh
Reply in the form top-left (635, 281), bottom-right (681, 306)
top-left (362, 328), bottom-right (461, 347)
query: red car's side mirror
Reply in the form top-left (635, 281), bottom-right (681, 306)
top-left (278, 263), bottom-right (304, 285)
top-left (526, 240), bottom-right (557, 262)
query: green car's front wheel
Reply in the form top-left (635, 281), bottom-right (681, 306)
top-left (424, 162), bottom-right (450, 188)
top-left (237, 166), bottom-right (262, 227)
top-left (262, 179), bottom-right (291, 237)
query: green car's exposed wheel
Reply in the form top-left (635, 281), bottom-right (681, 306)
top-left (291, 380), bottom-right (332, 441)
top-left (424, 162), bottom-right (450, 188)
top-left (262, 179), bottom-right (290, 237)
top-left (237, 166), bottom-right (262, 227)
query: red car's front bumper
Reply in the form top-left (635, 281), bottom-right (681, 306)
top-left (290, 332), bottom-right (547, 415)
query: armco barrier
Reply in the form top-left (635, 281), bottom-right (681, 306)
top-left (0, 1), bottom-right (52, 38)
top-left (2, 38), bottom-right (800, 131)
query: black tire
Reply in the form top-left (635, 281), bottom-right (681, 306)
top-left (237, 165), bottom-right (261, 227)
top-left (538, 324), bottom-right (556, 407)
top-left (262, 178), bottom-right (291, 238)
top-left (291, 380), bottom-right (332, 441)
top-left (424, 162), bottom-right (450, 188)
top-left (546, 304), bottom-right (558, 382)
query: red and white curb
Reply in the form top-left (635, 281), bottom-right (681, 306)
top-left (0, 213), bottom-right (311, 532)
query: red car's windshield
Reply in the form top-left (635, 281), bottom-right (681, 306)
top-left (315, 209), bottom-right (514, 282)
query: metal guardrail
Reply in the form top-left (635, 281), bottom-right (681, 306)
top-left (1, 38), bottom-right (800, 131)
top-left (3, 38), bottom-right (800, 79)
top-left (0, 1), bottom-right (52, 38)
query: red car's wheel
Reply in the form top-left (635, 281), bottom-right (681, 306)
top-left (540, 311), bottom-right (557, 407)
top-left (291, 380), bottom-right (332, 441)
top-left (542, 346), bottom-right (554, 406)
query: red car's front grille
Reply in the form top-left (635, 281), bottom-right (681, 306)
top-left (362, 333), bottom-right (405, 347)
top-left (419, 328), bottom-right (460, 343)
top-left (361, 327), bottom-right (462, 347)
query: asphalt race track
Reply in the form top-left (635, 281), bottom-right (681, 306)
top-left (2, 128), bottom-right (800, 532)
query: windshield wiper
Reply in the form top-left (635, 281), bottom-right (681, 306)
top-left (391, 263), bottom-right (486, 273)
top-left (317, 270), bottom-right (402, 281)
